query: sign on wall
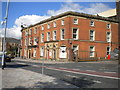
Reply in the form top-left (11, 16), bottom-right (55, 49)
top-left (59, 46), bottom-right (67, 58)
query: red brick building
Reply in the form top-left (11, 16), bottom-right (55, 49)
top-left (21, 11), bottom-right (119, 61)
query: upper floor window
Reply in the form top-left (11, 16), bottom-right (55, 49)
top-left (106, 32), bottom-right (111, 42)
top-left (90, 30), bottom-right (95, 41)
top-left (72, 28), bottom-right (78, 39)
top-left (34, 27), bottom-right (37, 34)
top-left (25, 31), bottom-right (28, 36)
top-left (34, 37), bottom-right (38, 45)
top-left (61, 20), bottom-right (64, 25)
top-left (61, 29), bottom-right (65, 40)
top-left (29, 29), bottom-right (32, 35)
top-left (41, 33), bottom-right (44, 42)
top-left (29, 38), bottom-right (32, 45)
top-left (90, 20), bottom-right (94, 26)
top-left (47, 32), bottom-right (50, 41)
top-left (53, 22), bottom-right (56, 27)
top-left (107, 24), bottom-right (111, 29)
top-left (73, 18), bottom-right (78, 24)
top-left (53, 31), bottom-right (57, 40)
top-left (41, 25), bottom-right (44, 30)
top-left (47, 23), bottom-right (50, 29)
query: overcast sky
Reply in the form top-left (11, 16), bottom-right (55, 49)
top-left (0, 0), bottom-right (116, 39)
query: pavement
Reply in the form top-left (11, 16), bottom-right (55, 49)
top-left (1, 63), bottom-right (78, 88)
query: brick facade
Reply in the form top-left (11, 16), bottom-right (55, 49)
top-left (21, 11), bottom-right (119, 61)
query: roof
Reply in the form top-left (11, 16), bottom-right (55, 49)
top-left (0, 37), bottom-right (20, 44)
top-left (21, 11), bottom-right (119, 31)
top-left (97, 9), bottom-right (116, 17)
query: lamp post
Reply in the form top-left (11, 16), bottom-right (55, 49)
top-left (1, 0), bottom-right (10, 70)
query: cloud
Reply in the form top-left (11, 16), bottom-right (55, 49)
top-left (0, 15), bottom-right (49, 39)
top-left (47, 2), bottom-right (112, 16)
top-left (0, 2), bottom-right (112, 39)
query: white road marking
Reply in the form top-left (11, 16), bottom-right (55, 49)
top-left (92, 80), bottom-right (101, 83)
top-left (66, 74), bottom-right (78, 78)
top-left (86, 70), bottom-right (96, 72)
top-left (104, 71), bottom-right (116, 73)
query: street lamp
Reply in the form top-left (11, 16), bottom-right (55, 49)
top-left (1, 0), bottom-right (10, 70)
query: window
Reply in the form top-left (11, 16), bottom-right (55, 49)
top-left (41, 25), bottom-right (44, 30)
top-left (29, 38), bottom-right (32, 45)
top-left (106, 46), bottom-right (111, 55)
top-left (73, 45), bottom-right (78, 52)
top-left (90, 46), bottom-right (95, 57)
top-left (61, 29), bottom-right (65, 40)
top-left (73, 28), bottom-right (78, 39)
top-left (73, 18), bottom-right (78, 24)
top-left (25, 38), bottom-right (28, 46)
top-left (40, 47), bottom-right (44, 57)
top-left (34, 37), bottom-right (38, 45)
top-left (107, 24), bottom-right (111, 29)
top-left (41, 33), bottom-right (44, 42)
top-left (53, 31), bottom-right (57, 40)
top-left (47, 24), bottom-right (50, 29)
top-left (29, 29), bottom-right (32, 35)
top-left (90, 30), bottom-right (95, 41)
top-left (106, 32), bottom-right (111, 42)
top-left (33, 48), bottom-right (36, 57)
top-left (61, 20), bottom-right (64, 25)
top-left (25, 31), bottom-right (28, 36)
top-left (53, 22), bottom-right (56, 27)
top-left (34, 27), bottom-right (37, 34)
top-left (47, 32), bottom-right (50, 41)
top-left (90, 20), bottom-right (94, 26)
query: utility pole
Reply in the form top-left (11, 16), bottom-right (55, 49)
top-left (2, 0), bottom-right (10, 69)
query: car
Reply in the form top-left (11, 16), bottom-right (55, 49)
top-left (0, 55), bottom-right (11, 62)
top-left (110, 48), bottom-right (119, 60)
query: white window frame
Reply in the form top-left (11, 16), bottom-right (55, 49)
top-left (106, 46), bottom-right (111, 55)
top-left (61, 29), bottom-right (65, 40)
top-left (29, 38), bottom-right (32, 45)
top-left (53, 22), bottom-right (56, 27)
top-left (106, 32), bottom-right (111, 42)
top-left (90, 20), bottom-right (94, 26)
top-left (89, 46), bottom-right (95, 57)
top-left (41, 25), bottom-right (44, 30)
top-left (73, 18), bottom-right (78, 24)
top-left (53, 31), bottom-right (57, 40)
top-left (34, 27), bottom-right (37, 34)
top-left (90, 30), bottom-right (95, 41)
top-left (33, 48), bottom-right (36, 57)
top-left (107, 23), bottom-right (111, 29)
top-left (47, 23), bottom-right (50, 29)
top-left (72, 28), bottom-right (78, 40)
top-left (61, 20), bottom-right (64, 25)
top-left (47, 32), bottom-right (50, 41)
top-left (40, 47), bottom-right (44, 57)
top-left (41, 33), bottom-right (44, 42)
top-left (72, 45), bottom-right (78, 52)
top-left (34, 37), bottom-right (37, 45)
top-left (29, 29), bottom-right (32, 35)
top-left (25, 31), bottom-right (28, 36)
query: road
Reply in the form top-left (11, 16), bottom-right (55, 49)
top-left (4, 59), bottom-right (120, 88)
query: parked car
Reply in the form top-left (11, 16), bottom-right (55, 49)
top-left (0, 55), bottom-right (11, 62)
top-left (110, 48), bottom-right (119, 60)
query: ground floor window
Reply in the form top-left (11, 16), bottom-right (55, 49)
top-left (89, 46), bottom-right (95, 57)
top-left (33, 48), bottom-right (36, 57)
top-left (106, 46), bottom-right (111, 55)
top-left (59, 46), bottom-right (67, 58)
top-left (40, 47), bottom-right (44, 57)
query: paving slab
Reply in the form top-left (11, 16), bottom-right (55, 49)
top-left (2, 67), bottom-right (78, 88)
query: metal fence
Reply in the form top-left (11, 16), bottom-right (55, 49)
top-left (73, 51), bottom-right (98, 62)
